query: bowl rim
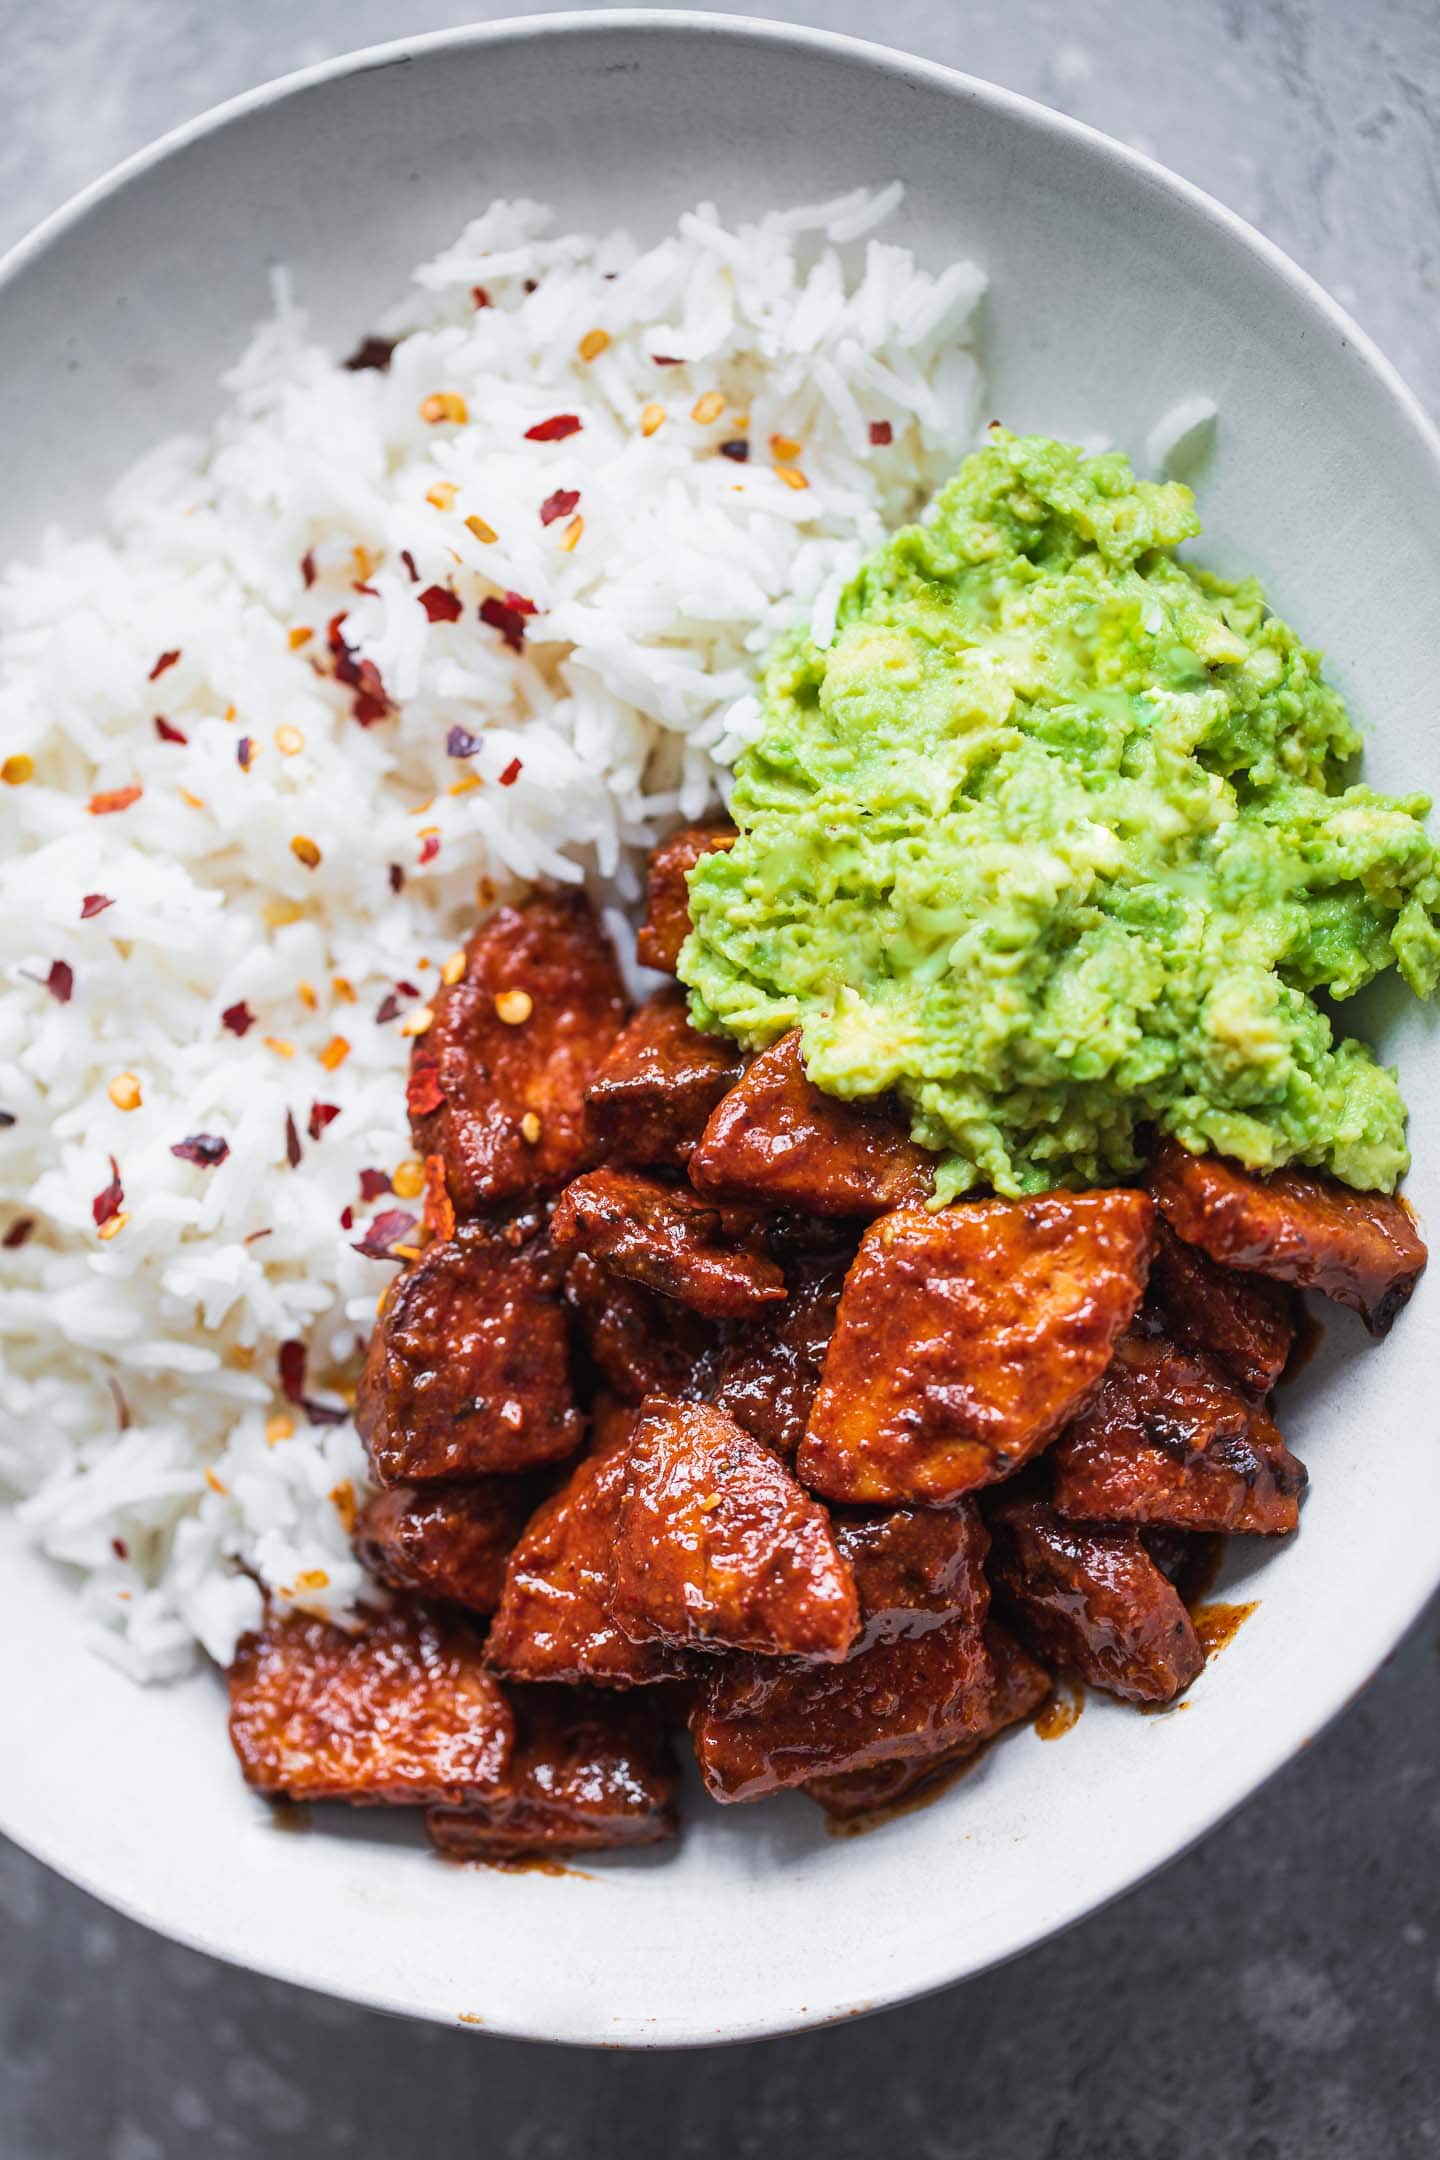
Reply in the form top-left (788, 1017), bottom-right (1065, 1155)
top-left (2, 7), bottom-right (1439, 2048)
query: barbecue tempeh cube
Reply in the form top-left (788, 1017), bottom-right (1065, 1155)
top-left (636, 823), bottom-right (736, 973)
top-left (1146, 1219), bottom-right (1297, 1398)
top-left (1050, 1331), bottom-right (1306, 1535)
top-left (710, 1241), bottom-right (851, 1459)
top-left (986, 1496), bottom-right (1203, 1705)
top-left (803, 1625), bottom-right (1050, 1819)
top-left (356, 1214), bottom-right (581, 1484)
top-left (550, 1168), bottom-right (787, 1319)
top-left (409, 892), bottom-right (628, 1218)
top-left (563, 1250), bottom-right (723, 1404)
top-left (610, 1397), bottom-right (860, 1660)
top-left (797, 1192), bottom-right (1154, 1503)
top-left (1149, 1138), bottom-right (1427, 1337)
top-left (354, 1479), bottom-right (545, 1614)
top-left (426, 1688), bottom-right (678, 1859)
top-left (689, 1032), bottom-right (934, 1217)
top-left (585, 988), bottom-right (744, 1169)
top-left (228, 1602), bottom-right (512, 1805)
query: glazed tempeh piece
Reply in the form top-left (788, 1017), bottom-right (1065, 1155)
top-left (689, 1032), bottom-right (933, 1217)
top-left (692, 1615), bottom-right (994, 1804)
top-left (563, 1251), bottom-right (723, 1404)
top-left (410, 893), bottom-right (628, 1217)
top-left (228, 1603), bottom-right (512, 1805)
top-left (353, 1479), bottom-right (545, 1614)
top-left (804, 1625), bottom-right (1050, 1819)
top-left (356, 1214), bottom-right (581, 1483)
top-left (1050, 1331), bottom-right (1306, 1535)
top-left (636, 824), bottom-right (736, 973)
top-left (426, 1689), bottom-right (678, 1858)
top-left (1149, 1139), bottom-right (1427, 1337)
top-left (585, 988), bottom-right (744, 1169)
top-left (710, 1241), bottom-right (851, 1459)
top-left (690, 1503), bottom-right (992, 1802)
top-left (829, 1502), bottom-right (991, 1648)
top-left (1146, 1220), bottom-right (1298, 1398)
top-left (610, 1397), bottom-right (860, 1661)
top-left (797, 1193), bottom-right (1154, 1503)
top-left (550, 1169), bottom-right (787, 1319)
top-left (987, 1496), bottom-right (1203, 1705)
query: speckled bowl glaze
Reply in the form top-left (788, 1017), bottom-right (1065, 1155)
top-left (1, 12), bottom-right (1438, 2049)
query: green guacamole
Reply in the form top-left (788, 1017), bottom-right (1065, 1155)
top-left (681, 430), bottom-right (1440, 1199)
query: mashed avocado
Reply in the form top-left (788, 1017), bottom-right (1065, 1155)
top-left (681, 430), bottom-right (1440, 1199)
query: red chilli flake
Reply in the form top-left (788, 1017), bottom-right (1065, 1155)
top-left (419, 585), bottom-right (463, 624)
top-left (447, 725), bottom-right (482, 759)
top-left (43, 961), bottom-right (74, 1004)
top-left (719, 439), bottom-right (750, 463)
top-left (339, 1205), bottom-right (355, 1231)
top-left (407, 1060), bottom-right (445, 1118)
top-left (498, 757), bottom-right (523, 788)
top-left (539, 488), bottom-right (580, 527)
top-left (342, 335), bottom-right (397, 374)
top-left (284, 1111), bottom-right (302, 1169)
top-left (308, 1101), bottom-right (341, 1141)
top-left (400, 550), bottom-right (419, 584)
top-left (479, 596), bottom-right (529, 652)
top-left (353, 581), bottom-right (380, 598)
top-left (88, 786), bottom-right (142, 817)
top-left (651, 355), bottom-right (684, 367)
top-left (374, 992), bottom-right (401, 1025)
top-left (2, 1217), bottom-right (34, 1250)
top-left (92, 1156), bottom-right (123, 1228)
top-left (236, 736), bottom-right (255, 771)
top-left (358, 1168), bottom-right (393, 1202)
top-left (471, 286), bottom-right (492, 310)
top-left (302, 1397), bottom-right (350, 1429)
top-left (328, 612), bottom-right (354, 672)
top-left (388, 863), bottom-right (405, 896)
top-left (148, 650), bottom-right (181, 683)
top-left (351, 1207), bottom-right (418, 1261)
top-left (171, 1134), bottom-right (230, 1168)
top-left (81, 894), bottom-right (114, 919)
top-left (418, 833), bottom-right (442, 867)
top-left (327, 611), bottom-right (392, 726)
top-left (301, 550), bottom-right (317, 589)
top-left (278, 1340), bottom-right (307, 1403)
top-left (395, 980), bottom-right (420, 999)
top-left (524, 413), bottom-right (582, 443)
top-left (221, 1001), bottom-right (255, 1037)
top-left (111, 1536), bottom-right (129, 1561)
top-left (154, 716), bottom-right (188, 745)
top-left (869, 419), bottom-right (894, 447)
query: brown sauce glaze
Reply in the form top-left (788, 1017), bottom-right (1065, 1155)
top-left (1033, 1676), bottom-right (1085, 1741)
top-left (1191, 1599), bottom-right (1258, 1663)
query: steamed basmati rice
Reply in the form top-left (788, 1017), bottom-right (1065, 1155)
top-left (0, 189), bottom-right (986, 1678)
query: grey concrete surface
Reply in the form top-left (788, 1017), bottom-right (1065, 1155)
top-left (2, 1), bottom-right (1439, 2152)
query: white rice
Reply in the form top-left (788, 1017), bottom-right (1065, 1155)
top-left (0, 189), bottom-right (986, 1679)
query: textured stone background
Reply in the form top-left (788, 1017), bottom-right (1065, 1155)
top-left (3, 3), bottom-right (1439, 2153)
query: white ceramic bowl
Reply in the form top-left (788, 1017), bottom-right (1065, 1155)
top-left (2, 11), bottom-right (1438, 2049)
